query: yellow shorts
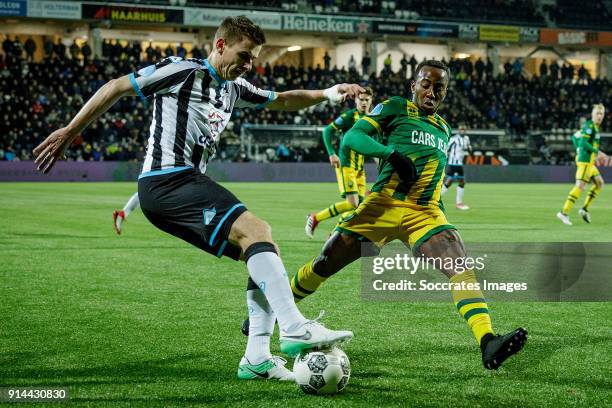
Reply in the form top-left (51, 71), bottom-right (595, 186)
top-left (335, 166), bottom-right (366, 198)
top-left (575, 163), bottom-right (600, 182)
top-left (336, 192), bottom-right (455, 250)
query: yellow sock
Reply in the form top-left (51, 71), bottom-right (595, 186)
top-left (450, 270), bottom-right (494, 345)
top-left (291, 259), bottom-right (328, 301)
top-left (562, 186), bottom-right (582, 214)
top-left (315, 201), bottom-right (355, 222)
top-left (582, 185), bottom-right (600, 210)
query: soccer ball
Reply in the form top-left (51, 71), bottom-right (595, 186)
top-left (293, 348), bottom-right (351, 395)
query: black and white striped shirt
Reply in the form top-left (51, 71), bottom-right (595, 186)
top-left (447, 133), bottom-right (471, 166)
top-left (129, 57), bottom-right (276, 177)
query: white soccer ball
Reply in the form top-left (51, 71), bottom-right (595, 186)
top-left (293, 348), bottom-right (351, 395)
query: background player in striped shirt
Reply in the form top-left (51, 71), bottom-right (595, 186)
top-left (33, 16), bottom-right (362, 381)
top-left (441, 124), bottom-right (472, 210)
top-left (289, 60), bottom-right (527, 370)
top-left (305, 87), bottom-right (374, 238)
top-left (557, 104), bottom-right (607, 225)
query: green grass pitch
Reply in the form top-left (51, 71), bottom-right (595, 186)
top-left (1, 182), bottom-right (611, 407)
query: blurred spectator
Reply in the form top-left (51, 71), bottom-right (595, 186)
top-left (177, 43), bottom-right (186, 59)
top-left (82, 42), bottom-right (92, 62)
top-left (54, 39), bottom-right (66, 60)
top-left (164, 43), bottom-right (174, 58)
top-left (323, 51), bottom-right (331, 71)
top-left (539, 60), bottom-right (548, 77)
top-left (409, 54), bottom-right (418, 78)
top-left (348, 55), bottom-right (357, 73)
top-left (43, 36), bottom-right (53, 58)
top-left (69, 40), bottom-right (80, 60)
top-left (24, 36), bottom-right (36, 62)
top-left (361, 51), bottom-right (371, 75)
top-left (475, 57), bottom-right (484, 79)
top-left (383, 54), bottom-right (392, 73)
top-left (400, 54), bottom-right (408, 78)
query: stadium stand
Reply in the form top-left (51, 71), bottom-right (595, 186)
top-left (0, 38), bottom-right (610, 163)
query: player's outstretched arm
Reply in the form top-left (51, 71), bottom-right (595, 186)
top-left (34, 75), bottom-right (136, 173)
top-left (322, 124), bottom-right (340, 167)
top-left (266, 84), bottom-right (364, 111)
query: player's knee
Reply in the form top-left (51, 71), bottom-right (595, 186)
top-left (230, 212), bottom-right (274, 250)
top-left (347, 196), bottom-right (359, 208)
top-left (416, 229), bottom-right (466, 258)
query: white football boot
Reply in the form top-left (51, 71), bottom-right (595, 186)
top-left (237, 356), bottom-right (295, 381)
top-left (280, 312), bottom-right (353, 357)
top-left (556, 212), bottom-right (572, 226)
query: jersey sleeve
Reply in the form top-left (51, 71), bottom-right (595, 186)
top-left (357, 97), bottom-right (403, 135)
top-left (331, 111), bottom-right (353, 132)
top-left (128, 57), bottom-right (198, 100)
top-left (234, 77), bottom-right (277, 109)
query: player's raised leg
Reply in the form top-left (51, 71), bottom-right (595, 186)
top-left (113, 192), bottom-right (140, 234)
top-left (229, 211), bottom-right (353, 357)
top-left (416, 229), bottom-right (527, 370)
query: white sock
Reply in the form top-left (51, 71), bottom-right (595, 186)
top-left (246, 251), bottom-right (307, 332)
top-left (244, 286), bottom-right (274, 364)
top-left (456, 186), bottom-right (465, 204)
top-left (441, 184), bottom-right (448, 195)
top-left (122, 192), bottom-right (140, 218)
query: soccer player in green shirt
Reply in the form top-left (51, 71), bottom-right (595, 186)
top-left (558, 104), bottom-right (606, 225)
top-left (291, 60), bottom-right (527, 370)
top-left (305, 87), bottom-right (374, 238)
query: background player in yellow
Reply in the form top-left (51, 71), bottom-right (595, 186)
top-left (557, 104), bottom-right (606, 225)
top-left (305, 87), bottom-right (374, 238)
top-left (291, 60), bottom-right (527, 370)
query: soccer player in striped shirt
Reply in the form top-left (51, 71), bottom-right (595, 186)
top-left (441, 124), bottom-right (472, 210)
top-left (290, 60), bottom-right (527, 370)
top-left (305, 87), bottom-right (374, 238)
top-left (34, 16), bottom-right (362, 381)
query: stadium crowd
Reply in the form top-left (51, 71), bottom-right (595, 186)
top-left (0, 39), bottom-right (610, 163)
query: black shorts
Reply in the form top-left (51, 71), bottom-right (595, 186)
top-left (446, 165), bottom-right (465, 180)
top-left (138, 168), bottom-right (246, 260)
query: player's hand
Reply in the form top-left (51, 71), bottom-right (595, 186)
top-left (329, 154), bottom-right (340, 168)
top-left (324, 84), bottom-right (365, 104)
top-left (33, 127), bottom-right (76, 174)
top-left (388, 151), bottom-right (417, 182)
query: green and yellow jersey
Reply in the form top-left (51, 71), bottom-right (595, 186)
top-left (576, 119), bottom-right (600, 164)
top-left (341, 96), bottom-right (452, 207)
top-left (322, 108), bottom-right (367, 171)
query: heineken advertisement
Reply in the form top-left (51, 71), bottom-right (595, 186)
top-left (282, 14), bottom-right (371, 34)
